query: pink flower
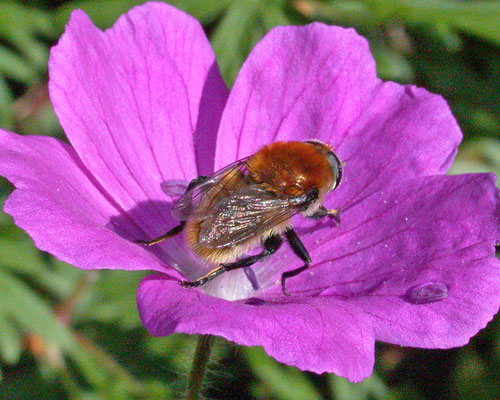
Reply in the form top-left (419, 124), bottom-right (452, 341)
top-left (0, 2), bottom-right (498, 382)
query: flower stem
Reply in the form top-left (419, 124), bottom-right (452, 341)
top-left (185, 334), bottom-right (214, 400)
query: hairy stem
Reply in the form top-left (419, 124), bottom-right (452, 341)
top-left (185, 335), bottom-right (214, 400)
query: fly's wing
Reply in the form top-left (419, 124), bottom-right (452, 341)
top-left (198, 185), bottom-right (307, 248)
top-left (171, 158), bottom-right (250, 220)
top-left (160, 179), bottom-right (189, 197)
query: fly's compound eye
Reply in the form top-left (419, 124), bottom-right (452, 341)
top-left (326, 150), bottom-right (343, 190)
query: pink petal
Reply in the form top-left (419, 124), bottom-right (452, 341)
top-left (270, 173), bottom-right (499, 348)
top-left (137, 274), bottom-right (375, 381)
top-left (215, 23), bottom-right (378, 166)
top-left (0, 130), bottom-right (174, 274)
top-left (214, 24), bottom-right (460, 205)
top-left (332, 83), bottom-right (461, 212)
top-left (49, 3), bottom-right (228, 243)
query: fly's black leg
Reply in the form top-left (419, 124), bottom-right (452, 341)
top-left (134, 221), bottom-right (186, 246)
top-left (179, 264), bottom-right (227, 287)
top-left (223, 234), bottom-right (283, 269)
top-left (307, 205), bottom-right (341, 225)
top-left (134, 176), bottom-right (207, 246)
top-left (180, 235), bottom-right (283, 288)
top-left (281, 228), bottom-right (311, 296)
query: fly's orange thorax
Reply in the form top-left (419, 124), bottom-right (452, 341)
top-left (245, 141), bottom-right (334, 197)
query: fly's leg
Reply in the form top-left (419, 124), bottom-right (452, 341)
top-left (179, 235), bottom-right (283, 288)
top-left (134, 221), bottom-right (186, 246)
top-left (281, 228), bottom-right (311, 296)
top-left (308, 205), bottom-right (341, 225)
top-left (134, 176), bottom-right (207, 246)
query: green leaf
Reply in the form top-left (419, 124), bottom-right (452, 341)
top-left (296, 0), bottom-right (500, 43)
top-left (170, 0), bottom-right (232, 23)
top-left (370, 43), bottom-right (415, 82)
top-left (15, 99), bottom-right (61, 138)
top-left (0, 269), bottom-right (75, 346)
top-left (0, 78), bottom-right (14, 130)
top-left (262, 0), bottom-right (292, 29)
top-left (0, 47), bottom-right (37, 83)
top-left (454, 348), bottom-right (495, 400)
top-left (211, 0), bottom-right (262, 85)
top-left (0, 313), bottom-right (22, 363)
top-left (76, 270), bottom-right (144, 328)
top-left (0, 2), bottom-right (53, 131)
top-left (329, 372), bottom-right (392, 400)
top-left (390, 0), bottom-right (500, 43)
top-left (0, 269), bottom-right (117, 388)
top-left (0, 1), bottom-right (53, 69)
top-left (55, 0), bottom-right (231, 32)
top-left (449, 138), bottom-right (500, 179)
top-left (294, 0), bottom-right (372, 26)
top-left (245, 346), bottom-right (323, 400)
top-left (454, 14), bottom-right (500, 44)
top-left (0, 233), bottom-right (47, 275)
top-left (54, 0), bottom-right (144, 31)
top-left (0, 232), bottom-right (82, 298)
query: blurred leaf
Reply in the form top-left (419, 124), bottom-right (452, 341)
top-left (0, 47), bottom-right (37, 83)
top-left (329, 373), bottom-right (392, 400)
top-left (0, 314), bottom-right (22, 364)
top-left (0, 269), bottom-right (76, 349)
top-left (55, 0), bottom-right (145, 31)
top-left (146, 333), bottom-right (196, 373)
top-left (0, 229), bottom-right (48, 274)
top-left (55, 0), bottom-right (231, 31)
top-left (296, 0), bottom-right (500, 44)
top-left (76, 270), bottom-right (144, 328)
top-left (294, 0), bottom-right (373, 27)
top-left (13, 100), bottom-right (61, 138)
top-left (453, 348), bottom-right (498, 400)
top-left (0, 232), bottom-right (82, 299)
top-left (0, 363), bottom-right (68, 400)
top-left (262, 0), bottom-right (293, 29)
top-left (0, 78), bottom-right (14, 130)
top-left (390, 0), bottom-right (500, 44)
top-left (0, 1), bottom-right (53, 132)
top-left (449, 138), bottom-right (500, 178)
top-left (245, 346), bottom-right (323, 400)
top-left (454, 12), bottom-right (500, 45)
top-left (169, 0), bottom-right (232, 23)
top-left (211, 0), bottom-right (262, 84)
top-left (408, 26), bottom-right (500, 138)
top-left (390, 385), bottom-right (425, 400)
top-left (0, 197), bottom-right (175, 397)
top-left (370, 42), bottom-right (415, 82)
top-left (211, 0), bottom-right (295, 85)
top-left (0, 1), bottom-right (53, 69)
top-left (0, 236), bottom-right (114, 389)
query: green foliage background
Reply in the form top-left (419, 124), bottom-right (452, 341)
top-left (0, 1), bottom-right (499, 399)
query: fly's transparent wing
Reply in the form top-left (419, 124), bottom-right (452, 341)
top-left (171, 158), bottom-right (250, 220)
top-left (160, 179), bottom-right (188, 196)
top-left (198, 185), bottom-right (306, 248)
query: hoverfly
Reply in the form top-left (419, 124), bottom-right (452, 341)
top-left (136, 140), bottom-right (343, 295)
